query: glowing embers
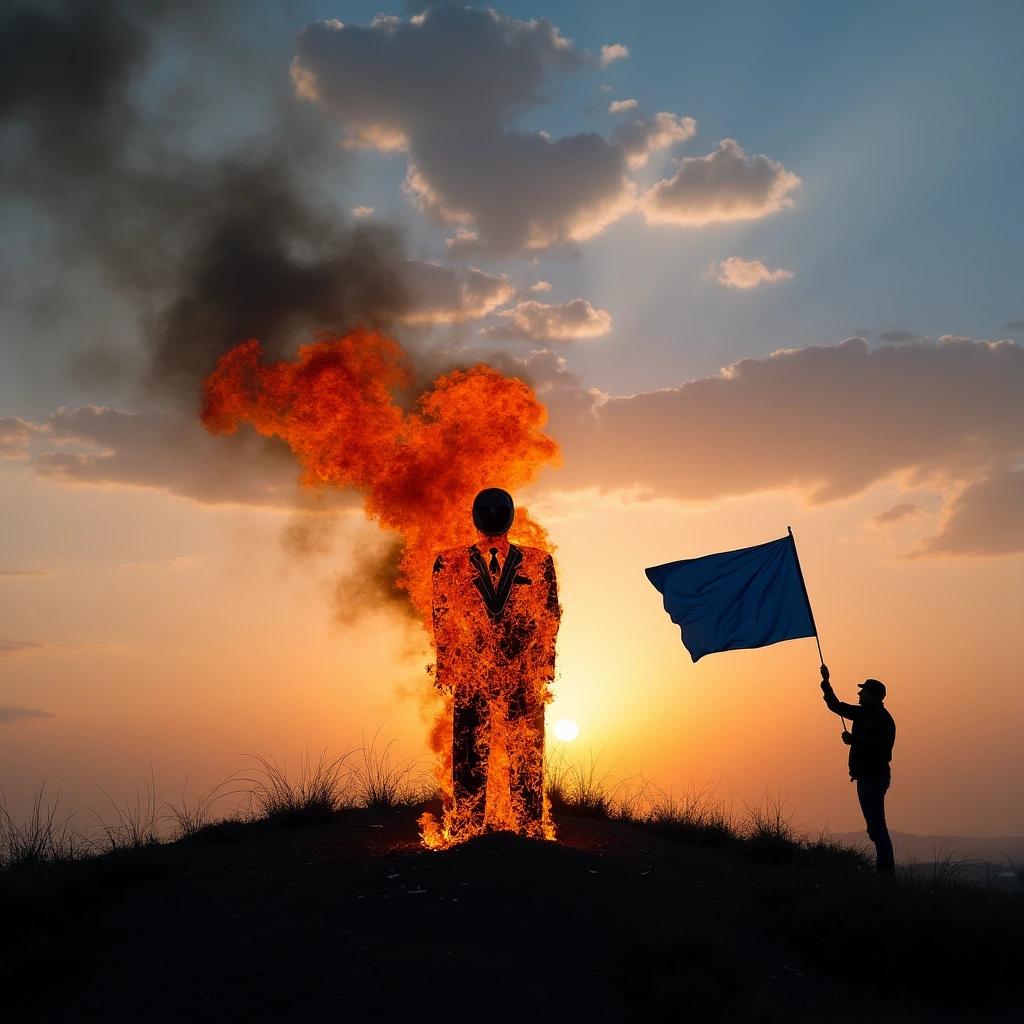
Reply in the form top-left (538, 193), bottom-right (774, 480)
top-left (200, 329), bottom-right (562, 849)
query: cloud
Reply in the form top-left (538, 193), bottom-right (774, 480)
top-left (0, 705), bottom-right (55, 724)
top-left (1003, 320), bottom-right (1024, 331)
top-left (870, 503), bottom-right (923, 526)
top-left (351, 205), bottom-right (375, 217)
top-left (530, 280), bottom-right (552, 293)
top-left (641, 138), bottom-right (801, 227)
top-left (608, 99), bottom-right (637, 114)
top-left (14, 334), bottom-right (1023, 558)
top-left (715, 257), bottom-right (794, 290)
top-left (293, 9), bottom-right (695, 252)
top-left (399, 260), bottom-right (514, 323)
top-left (910, 469), bottom-right (1024, 557)
top-left (877, 329), bottom-right (918, 344)
top-left (445, 229), bottom-right (483, 258)
top-left (25, 406), bottom-right (311, 508)
top-left (600, 44), bottom-right (629, 67)
top-left (1, 416), bottom-right (34, 459)
top-left (528, 338), bottom-right (1024, 556)
top-left (0, 569), bottom-right (54, 578)
top-left (0, 639), bottom-right (47, 658)
top-left (482, 299), bottom-right (613, 342)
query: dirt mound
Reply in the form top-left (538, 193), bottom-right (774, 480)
top-left (8, 808), bottom-right (1018, 1022)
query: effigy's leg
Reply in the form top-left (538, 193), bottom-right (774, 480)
top-left (507, 680), bottom-right (545, 827)
top-left (453, 689), bottom-right (488, 828)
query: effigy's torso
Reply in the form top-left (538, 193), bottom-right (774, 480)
top-left (432, 542), bottom-right (559, 696)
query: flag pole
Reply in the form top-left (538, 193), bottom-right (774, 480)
top-left (788, 526), bottom-right (847, 731)
top-left (787, 526), bottom-right (822, 661)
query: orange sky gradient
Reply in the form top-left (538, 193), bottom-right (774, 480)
top-left (2, 453), bottom-right (1021, 837)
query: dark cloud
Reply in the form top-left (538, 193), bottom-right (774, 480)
top-left (877, 330), bottom-right (918, 344)
top-left (0, 639), bottom-right (47, 657)
top-left (292, 8), bottom-right (694, 254)
top-left (0, 705), bottom-right (55, 724)
top-left (911, 469), bottom-right (1024, 557)
top-left (1004, 320), bottom-right (1024, 331)
top-left (25, 406), bottom-right (313, 508)
top-left (870, 502), bottom-right (923, 526)
top-left (0, 569), bottom-right (54, 577)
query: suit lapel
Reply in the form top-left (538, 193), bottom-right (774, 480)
top-left (469, 544), bottom-right (524, 619)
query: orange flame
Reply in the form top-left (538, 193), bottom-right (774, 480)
top-left (201, 329), bottom-right (562, 845)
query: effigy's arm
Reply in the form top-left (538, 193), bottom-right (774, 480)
top-left (431, 553), bottom-right (454, 691)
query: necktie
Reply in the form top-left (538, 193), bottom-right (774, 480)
top-left (489, 547), bottom-right (500, 574)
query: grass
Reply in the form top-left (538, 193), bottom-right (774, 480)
top-left (349, 727), bottom-right (434, 809)
top-left (162, 769), bottom-right (244, 841)
top-left (0, 782), bottom-right (84, 870)
top-left (546, 744), bottom-right (643, 818)
top-left (88, 771), bottom-right (161, 851)
top-left (239, 749), bottom-right (354, 827)
top-left (643, 780), bottom-right (736, 846)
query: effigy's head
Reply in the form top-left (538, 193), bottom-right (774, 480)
top-left (472, 487), bottom-right (515, 537)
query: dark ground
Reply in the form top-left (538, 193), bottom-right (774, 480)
top-left (6, 806), bottom-right (1021, 1023)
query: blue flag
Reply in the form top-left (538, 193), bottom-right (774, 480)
top-left (645, 534), bottom-right (816, 663)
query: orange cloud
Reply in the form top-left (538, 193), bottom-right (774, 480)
top-left (528, 337), bottom-right (1024, 554)
top-left (715, 257), bottom-right (794, 289)
top-left (870, 503), bottom-right (923, 526)
top-left (909, 470), bottom-right (1024, 557)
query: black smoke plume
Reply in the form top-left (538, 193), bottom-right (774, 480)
top-left (0, 0), bottom-right (411, 406)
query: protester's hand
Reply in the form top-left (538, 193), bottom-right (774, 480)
top-left (820, 664), bottom-right (830, 683)
top-left (841, 731), bottom-right (853, 745)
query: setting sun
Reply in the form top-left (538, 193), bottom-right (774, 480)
top-left (553, 719), bottom-right (579, 742)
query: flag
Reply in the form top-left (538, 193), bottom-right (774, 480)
top-left (645, 534), bottom-right (816, 663)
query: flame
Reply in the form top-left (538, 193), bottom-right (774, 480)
top-left (201, 329), bottom-right (562, 845)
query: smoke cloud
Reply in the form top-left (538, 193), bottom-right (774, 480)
top-left (0, 0), bottom-right (413, 407)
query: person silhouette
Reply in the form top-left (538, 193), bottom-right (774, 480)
top-left (819, 664), bottom-right (897, 874)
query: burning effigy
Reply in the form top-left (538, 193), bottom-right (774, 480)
top-left (432, 488), bottom-right (559, 842)
top-left (200, 329), bottom-right (561, 847)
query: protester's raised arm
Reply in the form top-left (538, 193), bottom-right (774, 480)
top-left (819, 665), bottom-right (859, 718)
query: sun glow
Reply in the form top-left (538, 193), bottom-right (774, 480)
top-left (553, 718), bottom-right (579, 742)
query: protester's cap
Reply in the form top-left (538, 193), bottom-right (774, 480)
top-left (858, 678), bottom-right (886, 699)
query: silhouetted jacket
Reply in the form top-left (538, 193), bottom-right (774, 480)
top-left (821, 684), bottom-right (896, 779)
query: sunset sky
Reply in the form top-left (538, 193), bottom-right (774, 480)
top-left (2, 1), bottom-right (1022, 839)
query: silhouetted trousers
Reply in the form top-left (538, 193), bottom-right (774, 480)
top-left (453, 685), bottom-right (545, 825)
top-left (856, 776), bottom-right (895, 874)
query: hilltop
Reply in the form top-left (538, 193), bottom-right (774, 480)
top-left (5, 804), bottom-right (1022, 1023)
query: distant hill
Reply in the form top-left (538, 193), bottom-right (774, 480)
top-left (835, 829), bottom-right (1024, 867)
